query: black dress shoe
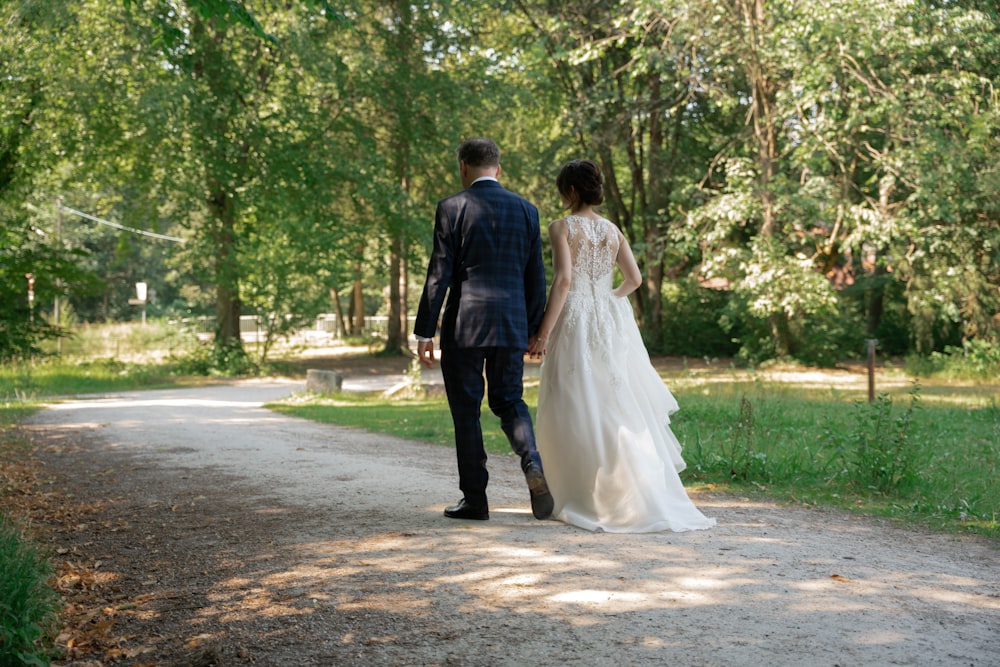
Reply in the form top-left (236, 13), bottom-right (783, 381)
top-left (444, 499), bottom-right (489, 520)
top-left (525, 467), bottom-right (554, 520)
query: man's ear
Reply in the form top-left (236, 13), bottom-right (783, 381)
top-left (495, 164), bottom-right (502, 179)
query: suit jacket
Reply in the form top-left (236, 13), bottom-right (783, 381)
top-left (414, 180), bottom-right (546, 350)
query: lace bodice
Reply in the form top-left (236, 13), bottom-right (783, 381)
top-left (553, 215), bottom-right (631, 385)
top-left (565, 215), bottom-right (620, 291)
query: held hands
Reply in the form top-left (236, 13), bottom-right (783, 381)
top-left (527, 333), bottom-right (548, 359)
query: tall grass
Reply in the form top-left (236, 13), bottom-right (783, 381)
top-left (271, 378), bottom-right (1000, 538)
top-left (1, 404), bottom-right (59, 666)
top-left (39, 319), bottom-right (201, 362)
top-left (0, 515), bottom-right (60, 666)
top-left (656, 380), bottom-right (997, 535)
top-left (2, 320), bottom-right (215, 401)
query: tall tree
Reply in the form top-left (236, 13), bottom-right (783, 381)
top-left (511, 0), bottom-right (738, 348)
top-left (1, 0), bottom-right (102, 357)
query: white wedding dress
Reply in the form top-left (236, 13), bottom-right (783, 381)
top-left (535, 215), bottom-right (716, 533)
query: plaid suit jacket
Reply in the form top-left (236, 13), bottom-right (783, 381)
top-left (414, 180), bottom-right (546, 350)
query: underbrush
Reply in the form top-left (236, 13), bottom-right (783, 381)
top-left (673, 382), bottom-right (998, 537)
top-left (906, 339), bottom-right (1000, 380)
top-left (0, 515), bottom-right (60, 666)
top-left (1, 406), bottom-right (59, 666)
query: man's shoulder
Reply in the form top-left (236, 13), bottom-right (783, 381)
top-left (440, 183), bottom-right (537, 211)
top-left (487, 184), bottom-right (539, 212)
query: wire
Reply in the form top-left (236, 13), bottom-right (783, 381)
top-left (59, 205), bottom-right (186, 244)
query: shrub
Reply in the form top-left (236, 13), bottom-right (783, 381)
top-left (823, 383), bottom-right (922, 495)
top-left (907, 339), bottom-right (1000, 380)
top-left (660, 279), bottom-right (738, 357)
top-left (0, 515), bottom-right (60, 666)
top-left (175, 338), bottom-right (259, 377)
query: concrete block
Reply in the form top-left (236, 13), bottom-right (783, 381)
top-left (306, 369), bottom-right (343, 394)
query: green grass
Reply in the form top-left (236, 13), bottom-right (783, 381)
top-left (0, 515), bottom-right (59, 667)
top-left (671, 380), bottom-right (999, 536)
top-left (1, 404), bottom-right (58, 666)
top-left (38, 319), bottom-right (200, 361)
top-left (270, 376), bottom-right (1000, 539)
top-left (0, 357), bottom-right (200, 401)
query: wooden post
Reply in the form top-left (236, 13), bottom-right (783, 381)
top-left (55, 196), bottom-right (62, 354)
top-left (866, 339), bottom-right (877, 402)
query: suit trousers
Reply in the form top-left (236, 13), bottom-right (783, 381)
top-left (440, 346), bottom-right (543, 508)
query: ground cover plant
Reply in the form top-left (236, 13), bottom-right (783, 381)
top-left (271, 373), bottom-right (1000, 539)
top-left (0, 515), bottom-right (60, 666)
top-left (0, 405), bottom-right (60, 666)
top-left (0, 358), bottom-right (191, 401)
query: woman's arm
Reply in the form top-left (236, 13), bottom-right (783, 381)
top-left (528, 218), bottom-right (572, 356)
top-left (613, 228), bottom-right (642, 298)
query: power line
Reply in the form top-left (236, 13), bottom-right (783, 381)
top-left (59, 204), bottom-right (186, 244)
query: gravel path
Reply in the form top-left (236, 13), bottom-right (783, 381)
top-left (23, 379), bottom-right (1000, 666)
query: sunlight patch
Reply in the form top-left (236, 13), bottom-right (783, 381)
top-left (549, 589), bottom-right (647, 604)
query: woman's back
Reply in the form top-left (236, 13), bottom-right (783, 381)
top-left (565, 214), bottom-right (620, 292)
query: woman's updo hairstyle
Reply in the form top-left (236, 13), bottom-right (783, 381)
top-left (556, 159), bottom-right (605, 206)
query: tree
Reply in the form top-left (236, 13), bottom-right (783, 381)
top-left (1, 0), bottom-right (103, 358)
top-left (685, 0), bottom-right (1000, 362)
top-left (508, 0), bottom-right (739, 349)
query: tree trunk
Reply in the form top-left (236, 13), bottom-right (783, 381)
top-left (208, 189), bottom-right (242, 346)
top-left (352, 255), bottom-right (364, 336)
top-left (401, 252), bottom-right (410, 351)
top-left (192, 15), bottom-right (244, 353)
top-left (739, 0), bottom-right (778, 238)
top-left (384, 233), bottom-right (405, 352)
top-left (330, 287), bottom-right (346, 338)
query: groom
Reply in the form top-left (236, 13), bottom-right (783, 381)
top-left (414, 137), bottom-right (553, 521)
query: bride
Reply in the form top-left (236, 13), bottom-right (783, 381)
top-left (528, 159), bottom-right (715, 533)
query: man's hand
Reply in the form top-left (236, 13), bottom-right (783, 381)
top-left (417, 339), bottom-right (437, 368)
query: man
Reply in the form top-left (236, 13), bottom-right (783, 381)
top-left (414, 137), bottom-right (553, 521)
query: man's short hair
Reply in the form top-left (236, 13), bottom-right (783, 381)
top-left (457, 138), bottom-right (501, 167)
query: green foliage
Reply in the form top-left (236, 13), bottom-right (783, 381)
top-left (823, 385), bottom-right (922, 495)
top-left (907, 340), bottom-right (1000, 380)
top-left (0, 516), bottom-right (60, 667)
top-left (176, 338), bottom-right (259, 377)
top-left (716, 241), bottom-right (862, 366)
top-left (5, 0), bottom-right (1000, 368)
top-left (659, 279), bottom-right (737, 357)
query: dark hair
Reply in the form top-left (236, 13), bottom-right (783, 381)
top-left (556, 159), bottom-right (604, 206)
top-left (457, 138), bottom-right (501, 167)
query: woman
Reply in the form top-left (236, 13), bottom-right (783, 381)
top-left (528, 159), bottom-right (715, 533)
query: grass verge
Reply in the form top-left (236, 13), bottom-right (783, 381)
top-left (0, 515), bottom-right (60, 666)
top-left (1, 403), bottom-right (59, 666)
top-left (0, 358), bottom-right (207, 401)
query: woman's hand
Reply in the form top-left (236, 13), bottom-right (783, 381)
top-left (528, 334), bottom-right (548, 358)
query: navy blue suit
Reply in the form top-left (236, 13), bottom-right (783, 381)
top-left (414, 179), bottom-right (547, 508)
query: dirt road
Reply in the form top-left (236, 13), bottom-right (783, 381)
top-left (23, 379), bottom-right (1000, 666)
